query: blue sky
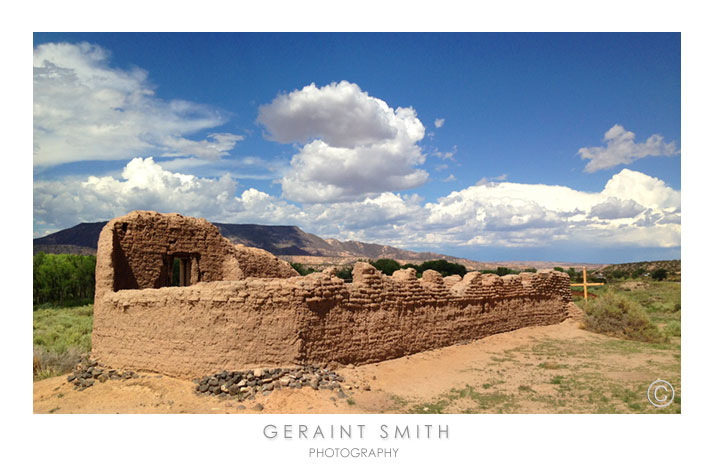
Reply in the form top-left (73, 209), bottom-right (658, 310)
top-left (33, 33), bottom-right (681, 263)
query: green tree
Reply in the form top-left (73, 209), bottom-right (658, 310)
top-left (33, 253), bottom-right (96, 306)
top-left (419, 259), bottom-right (467, 277)
top-left (336, 266), bottom-right (353, 282)
top-left (480, 267), bottom-right (518, 276)
top-left (290, 262), bottom-right (315, 276)
top-left (370, 258), bottom-right (402, 276)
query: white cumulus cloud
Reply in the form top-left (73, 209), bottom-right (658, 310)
top-left (589, 198), bottom-right (647, 220)
top-left (34, 160), bottom-right (680, 252)
top-left (257, 81), bottom-right (428, 202)
top-left (578, 124), bottom-right (679, 172)
top-left (419, 169), bottom-right (680, 249)
top-left (34, 158), bottom-right (239, 226)
top-left (33, 42), bottom-right (243, 167)
top-left (434, 118), bottom-right (445, 128)
top-left (601, 168), bottom-right (681, 211)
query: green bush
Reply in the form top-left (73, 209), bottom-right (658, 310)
top-left (652, 269), bottom-right (668, 281)
top-left (631, 268), bottom-right (646, 278)
top-left (583, 292), bottom-right (665, 343)
top-left (33, 305), bottom-right (93, 380)
top-left (610, 270), bottom-right (627, 279)
top-left (663, 321), bottom-right (681, 338)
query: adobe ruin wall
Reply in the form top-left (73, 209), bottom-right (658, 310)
top-left (92, 211), bottom-right (574, 379)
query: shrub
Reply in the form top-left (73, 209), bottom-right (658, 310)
top-left (583, 292), bottom-right (665, 343)
top-left (663, 321), bottom-right (681, 338)
top-left (631, 268), bottom-right (646, 278)
top-left (610, 270), bottom-right (627, 279)
top-left (33, 305), bottom-right (93, 380)
top-left (33, 346), bottom-right (85, 380)
top-left (652, 269), bottom-right (668, 281)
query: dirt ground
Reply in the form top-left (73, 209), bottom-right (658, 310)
top-left (34, 317), bottom-right (681, 414)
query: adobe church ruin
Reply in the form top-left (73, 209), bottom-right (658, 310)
top-left (92, 211), bottom-right (574, 378)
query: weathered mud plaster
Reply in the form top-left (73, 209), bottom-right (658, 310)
top-left (92, 211), bottom-right (574, 378)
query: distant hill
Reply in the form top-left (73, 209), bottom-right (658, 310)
top-left (212, 223), bottom-right (340, 256)
top-left (33, 222), bottom-right (107, 251)
top-left (33, 219), bottom-right (610, 271)
top-left (33, 220), bottom-right (487, 267)
top-left (598, 260), bottom-right (681, 278)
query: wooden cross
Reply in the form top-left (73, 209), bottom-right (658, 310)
top-left (571, 267), bottom-right (604, 301)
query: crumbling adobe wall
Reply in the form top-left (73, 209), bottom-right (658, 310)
top-left (296, 264), bottom-right (572, 365)
top-left (92, 211), bottom-right (573, 378)
top-left (94, 211), bottom-right (298, 294)
top-left (92, 279), bottom-right (306, 377)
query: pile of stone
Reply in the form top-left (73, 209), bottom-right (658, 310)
top-left (67, 357), bottom-right (137, 391)
top-left (194, 365), bottom-right (347, 399)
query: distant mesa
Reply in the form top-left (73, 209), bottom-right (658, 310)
top-left (33, 220), bottom-right (610, 271)
top-left (33, 220), bottom-right (487, 267)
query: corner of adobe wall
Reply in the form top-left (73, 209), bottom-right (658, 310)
top-left (232, 244), bottom-right (300, 279)
top-left (94, 220), bottom-right (116, 301)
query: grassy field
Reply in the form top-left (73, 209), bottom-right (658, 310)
top-left (573, 279), bottom-right (681, 341)
top-left (392, 279), bottom-right (681, 414)
top-left (396, 333), bottom-right (681, 414)
top-left (33, 304), bottom-right (93, 380)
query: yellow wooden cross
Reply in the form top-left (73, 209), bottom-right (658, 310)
top-left (571, 267), bottom-right (604, 301)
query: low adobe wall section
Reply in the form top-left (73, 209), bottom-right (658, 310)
top-left (92, 211), bottom-right (574, 379)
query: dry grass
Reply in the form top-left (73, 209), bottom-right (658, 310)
top-left (33, 346), bottom-right (85, 380)
top-left (582, 291), bottom-right (665, 343)
top-left (33, 304), bottom-right (93, 380)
